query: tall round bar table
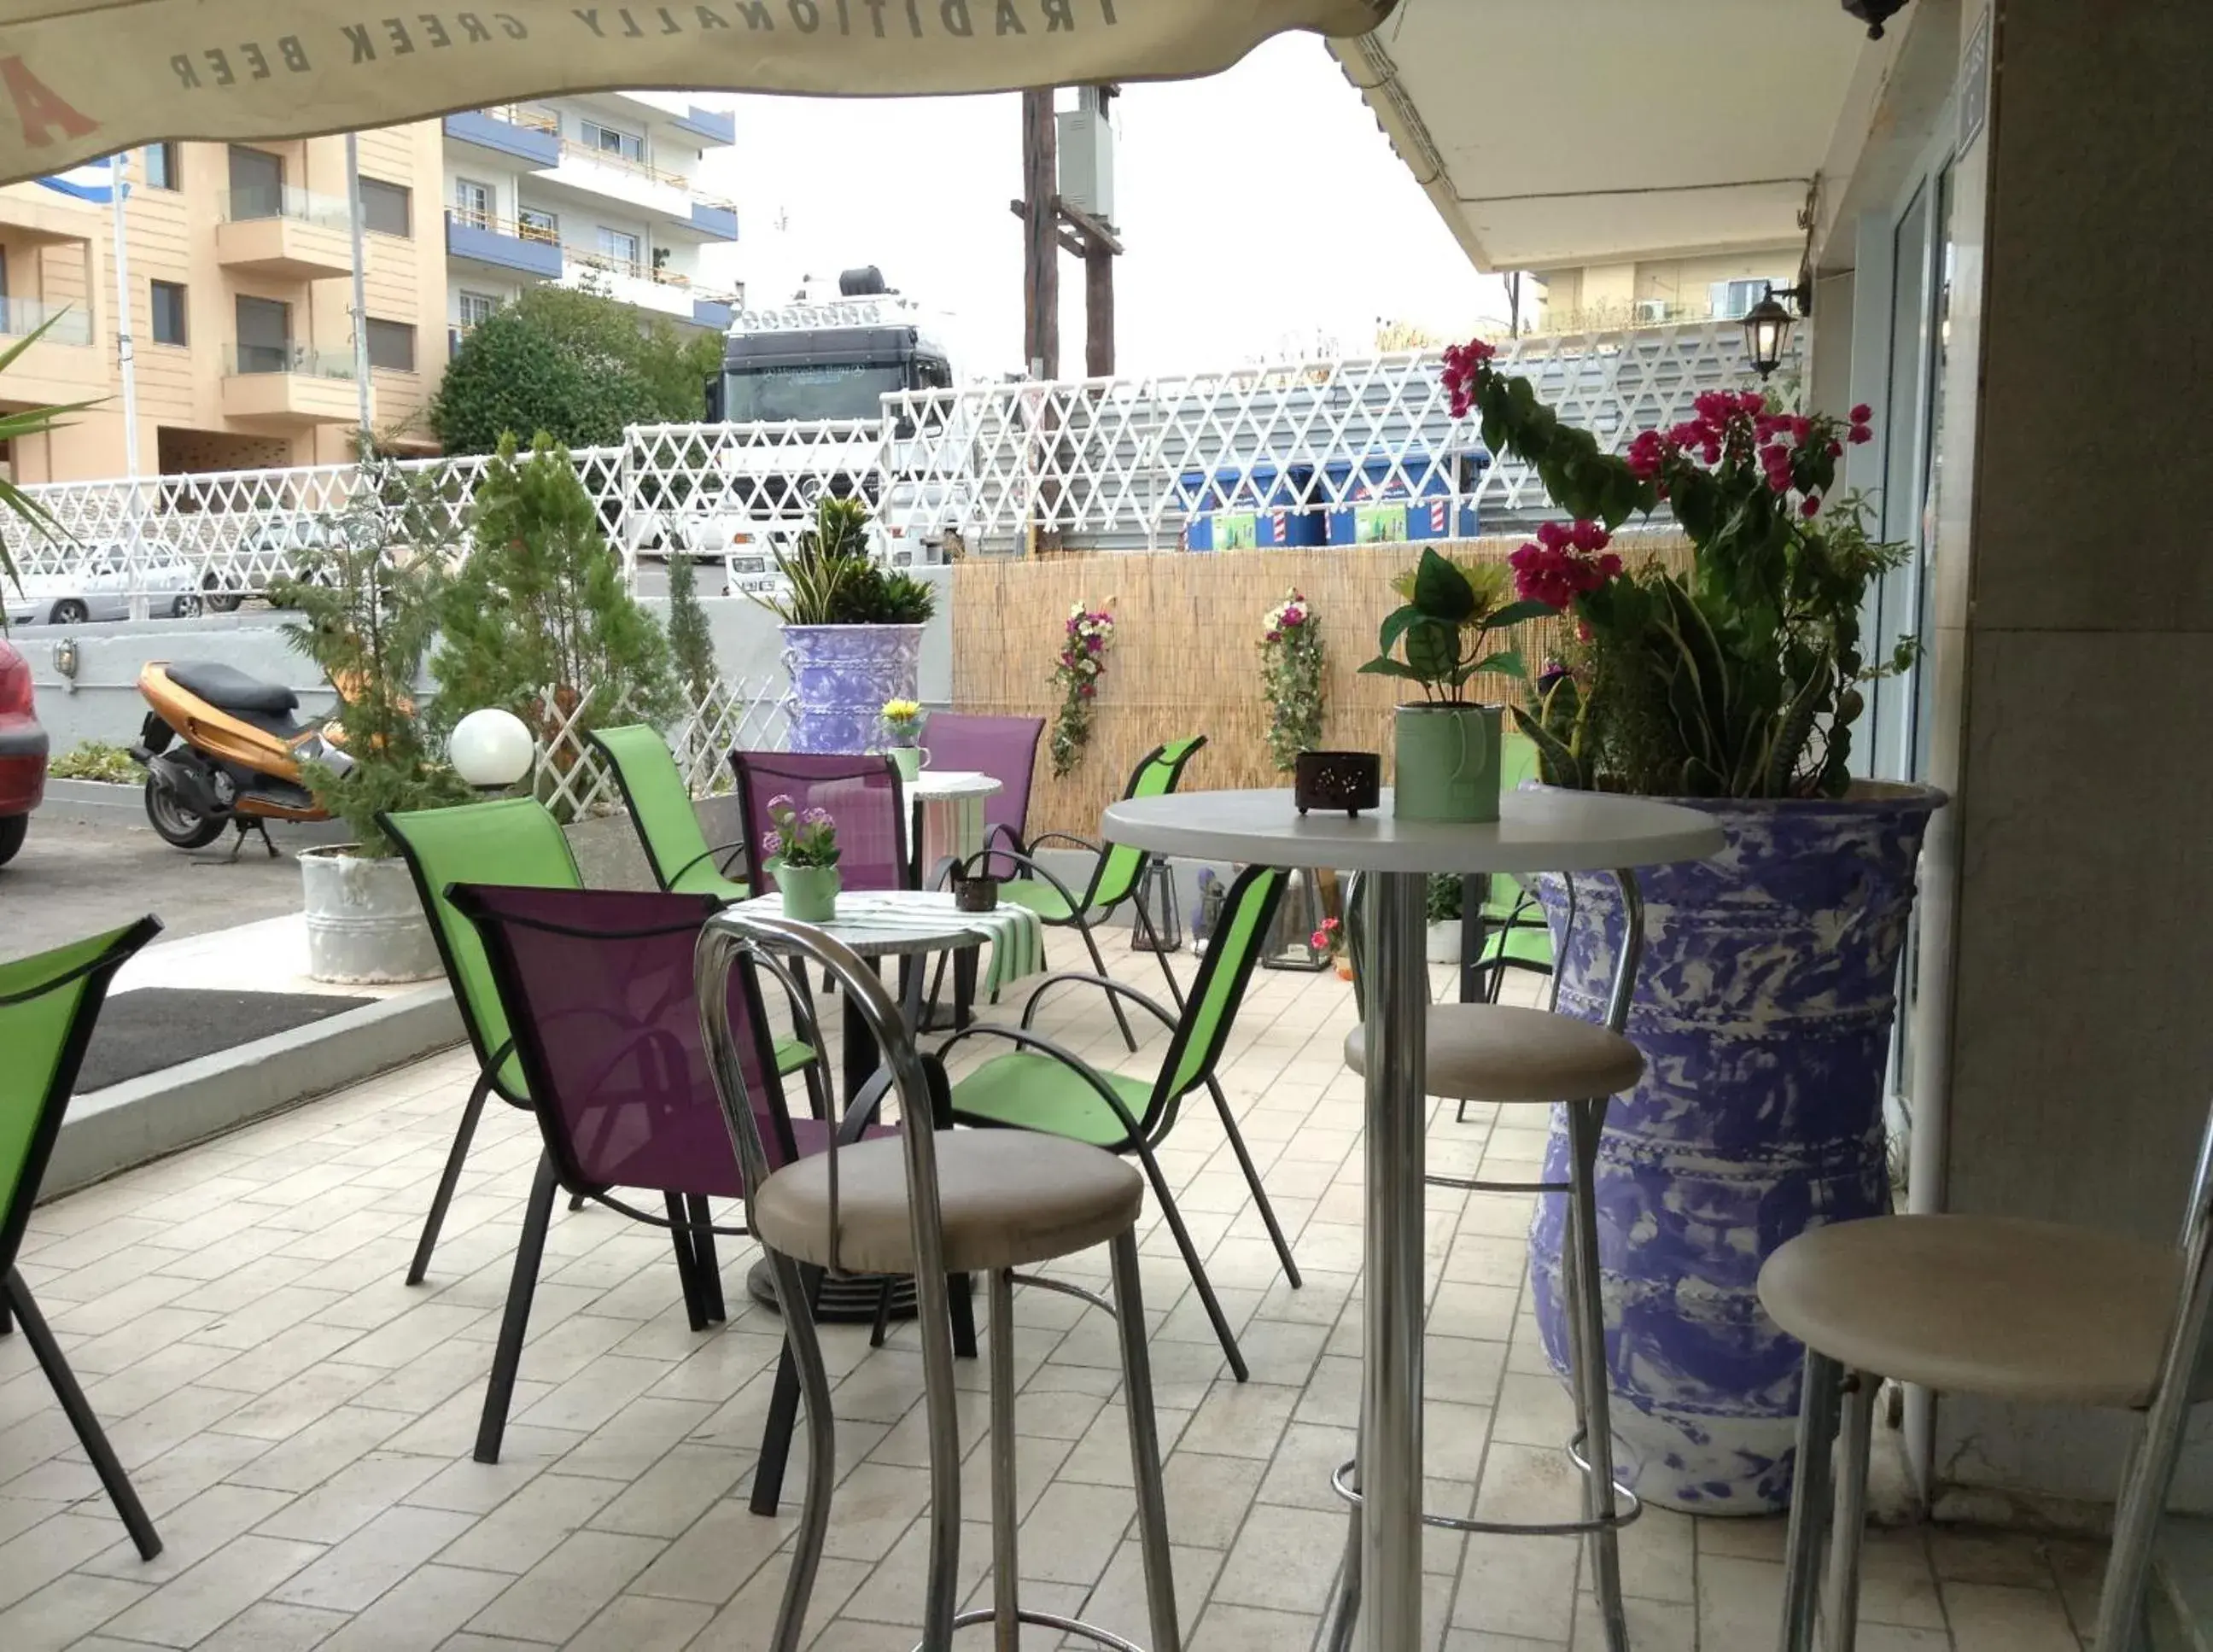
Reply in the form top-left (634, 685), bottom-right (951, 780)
top-left (1102, 787), bottom-right (1724, 1652)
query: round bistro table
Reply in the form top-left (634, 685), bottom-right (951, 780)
top-left (1102, 786), bottom-right (1724, 1652)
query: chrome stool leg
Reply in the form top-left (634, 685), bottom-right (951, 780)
top-left (1779, 1351), bottom-right (1846, 1652)
top-left (1317, 1099), bottom-right (1644, 1649)
top-left (1822, 1371), bottom-right (1876, 1652)
top-left (932, 1247), bottom-right (1180, 1651)
top-left (1565, 1095), bottom-right (1630, 1652)
top-left (762, 1246), bottom-right (838, 1652)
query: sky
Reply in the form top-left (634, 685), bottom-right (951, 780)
top-left (697, 32), bottom-right (1508, 378)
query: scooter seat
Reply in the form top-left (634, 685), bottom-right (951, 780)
top-left (166, 661), bottom-right (299, 717)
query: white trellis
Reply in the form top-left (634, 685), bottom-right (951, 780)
top-left (527, 671), bottom-right (787, 821)
top-left (0, 321), bottom-right (1798, 598)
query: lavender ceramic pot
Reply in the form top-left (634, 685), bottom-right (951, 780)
top-left (1526, 781), bottom-right (1943, 1513)
top-left (780, 624), bottom-right (924, 754)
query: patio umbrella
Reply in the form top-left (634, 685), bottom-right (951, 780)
top-left (0, 0), bottom-right (1396, 185)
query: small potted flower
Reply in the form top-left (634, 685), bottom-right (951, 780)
top-left (762, 793), bottom-right (841, 922)
top-left (1360, 548), bottom-right (1553, 823)
top-left (1311, 914), bottom-right (1351, 981)
top-left (1426, 873), bottom-right (1463, 965)
top-left (879, 698), bottom-right (926, 781)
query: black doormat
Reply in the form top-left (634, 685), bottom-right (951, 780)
top-left (77, 988), bottom-right (375, 1093)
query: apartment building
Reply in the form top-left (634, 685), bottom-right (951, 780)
top-left (441, 93), bottom-right (739, 360)
top-left (1527, 247), bottom-right (1801, 335)
top-left (0, 126), bottom-right (447, 482)
top-left (0, 92), bottom-right (737, 484)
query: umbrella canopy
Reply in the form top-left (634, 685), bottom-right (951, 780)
top-left (0, 0), bottom-right (1395, 185)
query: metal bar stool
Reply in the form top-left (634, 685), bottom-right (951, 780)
top-left (1760, 1092), bottom-right (2213, 1652)
top-left (698, 908), bottom-right (1182, 1652)
top-left (1317, 870), bottom-right (1649, 1652)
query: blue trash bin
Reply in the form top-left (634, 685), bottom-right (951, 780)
top-left (1177, 462), bottom-right (1325, 550)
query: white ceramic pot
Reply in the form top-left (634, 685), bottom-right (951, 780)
top-left (1425, 918), bottom-right (1463, 965)
top-left (300, 845), bottom-right (441, 984)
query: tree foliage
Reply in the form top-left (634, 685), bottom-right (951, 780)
top-left (428, 283), bottom-right (721, 454)
top-left (665, 550), bottom-right (718, 704)
top-left (270, 473), bottom-right (471, 857)
top-left (430, 437), bottom-right (678, 814)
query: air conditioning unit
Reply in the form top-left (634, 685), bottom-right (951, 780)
top-left (1635, 299), bottom-right (1671, 324)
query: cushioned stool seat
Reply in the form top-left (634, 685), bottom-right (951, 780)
top-left (752, 1130), bottom-right (1145, 1276)
top-left (1759, 1213), bottom-right (2181, 1408)
top-left (1343, 1002), bottom-right (1645, 1103)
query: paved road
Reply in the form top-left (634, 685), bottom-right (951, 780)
top-left (0, 811), bottom-right (316, 962)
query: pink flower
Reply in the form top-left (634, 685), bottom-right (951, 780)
top-left (1849, 403), bottom-right (1871, 423)
top-left (1077, 681), bottom-right (1095, 699)
top-left (1440, 336), bottom-right (1498, 417)
top-left (1848, 422), bottom-right (1873, 446)
top-left (1510, 522), bottom-right (1617, 610)
top-left (1826, 439), bottom-right (1843, 458)
top-left (1281, 605), bottom-right (1305, 627)
top-left (1801, 494), bottom-right (1822, 517)
top-left (1626, 429), bottom-right (1667, 480)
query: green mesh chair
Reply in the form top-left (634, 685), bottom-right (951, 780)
top-left (589, 724), bottom-right (750, 901)
top-left (972, 735), bottom-right (1207, 1051)
top-left (381, 797), bottom-right (823, 1316)
top-left (937, 862), bottom-right (1299, 1382)
top-left (0, 917), bottom-right (164, 1560)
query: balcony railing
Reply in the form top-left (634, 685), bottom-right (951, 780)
top-left (223, 343), bottom-right (358, 379)
top-left (451, 206), bottom-right (560, 245)
top-left (561, 248), bottom-right (737, 305)
top-left (0, 298), bottom-right (91, 346)
top-left (484, 103), bottom-right (561, 137)
top-left (219, 185), bottom-right (354, 231)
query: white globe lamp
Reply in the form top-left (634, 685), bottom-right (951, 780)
top-left (451, 708), bottom-right (534, 791)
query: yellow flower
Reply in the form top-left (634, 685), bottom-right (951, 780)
top-left (881, 698), bottom-right (922, 721)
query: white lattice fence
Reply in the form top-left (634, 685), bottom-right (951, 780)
top-left (0, 322), bottom-right (1801, 598)
top-left (528, 671), bottom-right (786, 821)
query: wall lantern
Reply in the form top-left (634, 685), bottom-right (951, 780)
top-left (1743, 283), bottom-right (1810, 380)
top-left (51, 637), bottom-right (79, 684)
top-left (1843, 1), bottom-right (1912, 40)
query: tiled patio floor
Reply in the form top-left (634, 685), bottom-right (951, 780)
top-left (1, 940), bottom-right (2105, 1650)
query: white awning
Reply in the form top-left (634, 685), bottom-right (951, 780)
top-left (1335, 0), bottom-right (1870, 271)
top-left (0, 0), bottom-right (1393, 185)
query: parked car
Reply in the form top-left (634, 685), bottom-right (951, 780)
top-left (3, 542), bottom-right (206, 625)
top-left (0, 635), bottom-right (44, 865)
top-left (197, 514), bottom-right (348, 610)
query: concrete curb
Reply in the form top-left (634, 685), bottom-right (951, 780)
top-left (45, 981), bottom-right (464, 1199)
top-left (39, 777), bottom-right (352, 844)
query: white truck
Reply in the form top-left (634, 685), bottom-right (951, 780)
top-left (676, 271), bottom-right (970, 588)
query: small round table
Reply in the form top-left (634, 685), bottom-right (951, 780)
top-left (1102, 787), bottom-right (1723, 1652)
top-left (908, 768), bottom-right (1002, 881)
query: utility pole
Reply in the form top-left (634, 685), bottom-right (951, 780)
top-left (1019, 89), bottom-right (1059, 381)
top-left (345, 132), bottom-right (375, 458)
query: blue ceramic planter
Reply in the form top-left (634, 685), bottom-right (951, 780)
top-left (780, 624), bottom-right (924, 755)
top-left (1526, 782), bottom-right (1943, 1513)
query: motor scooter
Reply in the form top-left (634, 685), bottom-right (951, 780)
top-left (130, 660), bottom-right (351, 857)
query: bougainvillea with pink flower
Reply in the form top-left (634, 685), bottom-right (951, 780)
top-left (1259, 588), bottom-right (1325, 773)
top-left (1445, 336), bottom-right (1910, 798)
top-left (1048, 600), bottom-right (1116, 777)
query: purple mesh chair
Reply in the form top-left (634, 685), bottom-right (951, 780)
top-left (732, 751), bottom-right (911, 893)
top-left (447, 883), bottom-right (884, 1480)
top-left (918, 714), bottom-right (1044, 879)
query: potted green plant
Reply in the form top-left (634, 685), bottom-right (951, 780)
top-left (1441, 336), bottom-right (1943, 1511)
top-left (761, 793), bottom-right (840, 921)
top-left (879, 698), bottom-right (926, 780)
top-left (271, 487), bottom-right (470, 984)
top-left (1359, 547), bottom-right (1550, 821)
top-left (761, 493), bottom-right (937, 753)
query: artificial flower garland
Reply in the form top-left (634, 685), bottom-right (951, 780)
top-left (1258, 587), bottom-right (1324, 772)
top-left (1048, 600), bottom-right (1115, 777)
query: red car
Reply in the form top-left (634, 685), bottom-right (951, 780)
top-left (0, 636), bottom-right (44, 866)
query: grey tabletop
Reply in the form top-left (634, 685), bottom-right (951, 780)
top-left (1103, 787), bottom-right (1725, 875)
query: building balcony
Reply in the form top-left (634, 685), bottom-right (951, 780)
top-left (219, 345), bottom-right (359, 425)
top-left (442, 108), bottom-right (560, 169)
top-left (688, 200), bottom-right (739, 241)
top-left (0, 296), bottom-right (103, 402)
top-left (558, 252), bottom-right (730, 327)
top-left (608, 90), bottom-right (736, 147)
top-left (215, 189), bottom-right (354, 280)
top-left (540, 141), bottom-right (692, 219)
top-left (445, 209), bottom-right (563, 278)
